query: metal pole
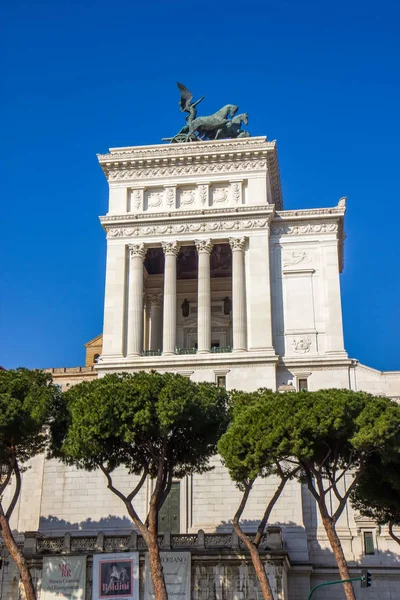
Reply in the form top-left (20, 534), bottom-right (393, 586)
top-left (308, 576), bottom-right (362, 600)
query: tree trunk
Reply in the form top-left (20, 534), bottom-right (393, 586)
top-left (233, 522), bottom-right (275, 600)
top-left (321, 514), bottom-right (356, 600)
top-left (0, 514), bottom-right (36, 600)
top-left (146, 502), bottom-right (168, 600)
top-left (388, 520), bottom-right (400, 546)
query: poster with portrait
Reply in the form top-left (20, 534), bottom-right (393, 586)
top-left (145, 552), bottom-right (191, 600)
top-left (41, 555), bottom-right (86, 600)
top-left (92, 553), bottom-right (139, 600)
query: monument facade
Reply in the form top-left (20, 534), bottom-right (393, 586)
top-left (1, 94), bottom-right (400, 599)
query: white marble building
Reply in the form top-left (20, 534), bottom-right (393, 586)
top-left (2, 137), bottom-right (400, 600)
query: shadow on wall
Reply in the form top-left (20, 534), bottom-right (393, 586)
top-left (215, 518), bottom-right (400, 569)
top-left (39, 514), bottom-right (134, 533)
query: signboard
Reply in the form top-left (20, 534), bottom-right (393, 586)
top-left (92, 553), bottom-right (139, 600)
top-left (145, 552), bottom-right (191, 600)
top-left (41, 555), bottom-right (86, 600)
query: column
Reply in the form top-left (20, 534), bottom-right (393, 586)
top-left (143, 295), bottom-right (149, 352)
top-left (247, 231), bottom-right (275, 352)
top-left (148, 294), bottom-right (162, 351)
top-left (323, 241), bottom-right (346, 356)
top-left (102, 242), bottom-right (127, 358)
top-left (229, 237), bottom-right (247, 352)
top-left (127, 243), bottom-right (146, 357)
top-left (162, 241), bottom-right (180, 355)
top-left (195, 239), bottom-right (213, 353)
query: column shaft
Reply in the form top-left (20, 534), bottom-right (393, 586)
top-left (162, 242), bottom-right (180, 355)
top-left (229, 237), bottom-right (247, 352)
top-left (195, 239), bottom-right (213, 353)
top-left (127, 244), bottom-right (146, 356)
top-left (149, 295), bottom-right (162, 351)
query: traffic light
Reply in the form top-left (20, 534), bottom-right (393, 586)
top-left (361, 569), bottom-right (372, 588)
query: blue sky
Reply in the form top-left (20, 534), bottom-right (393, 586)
top-left (1, 0), bottom-right (399, 371)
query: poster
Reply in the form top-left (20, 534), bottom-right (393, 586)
top-left (92, 553), bottom-right (139, 600)
top-left (41, 555), bottom-right (86, 600)
top-left (145, 552), bottom-right (191, 600)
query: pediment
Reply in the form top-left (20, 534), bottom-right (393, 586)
top-left (84, 334), bottom-right (103, 348)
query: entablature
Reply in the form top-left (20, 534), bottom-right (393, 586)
top-left (100, 205), bottom-right (274, 241)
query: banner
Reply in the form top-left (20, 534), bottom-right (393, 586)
top-left (92, 552), bottom-right (139, 600)
top-left (145, 552), bottom-right (191, 600)
top-left (41, 555), bottom-right (86, 600)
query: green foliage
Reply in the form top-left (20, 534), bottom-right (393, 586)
top-left (351, 452), bottom-right (400, 527)
top-left (219, 388), bottom-right (400, 490)
top-left (0, 368), bottom-right (59, 466)
top-left (51, 371), bottom-right (229, 478)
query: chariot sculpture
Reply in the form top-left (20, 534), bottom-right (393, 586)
top-left (162, 82), bottom-right (250, 143)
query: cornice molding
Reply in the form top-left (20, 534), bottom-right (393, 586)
top-left (98, 136), bottom-right (273, 161)
top-left (101, 204), bottom-right (275, 223)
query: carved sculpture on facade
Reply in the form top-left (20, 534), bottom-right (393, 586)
top-left (162, 83), bottom-right (250, 143)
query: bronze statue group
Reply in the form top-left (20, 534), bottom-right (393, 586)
top-left (162, 82), bottom-right (250, 143)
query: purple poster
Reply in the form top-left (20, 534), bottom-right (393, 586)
top-left (92, 553), bottom-right (139, 600)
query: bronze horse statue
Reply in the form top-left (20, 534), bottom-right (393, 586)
top-left (215, 113), bottom-right (249, 139)
top-left (185, 104), bottom-right (238, 141)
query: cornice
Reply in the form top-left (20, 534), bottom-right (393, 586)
top-left (271, 219), bottom-right (339, 236)
top-left (275, 202), bottom-right (346, 221)
top-left (98, 136), bottom-right (273, 161)
top-left (103, 216), bottom-right (272, 239)
top-left (101, 206), bottom-right (274, 238)
top-left (101, 204), bottom-right (274, 224)
top-left (95, 351), bottom-right (279, 373)
top-left (97, 137), bottom-right (283, 210)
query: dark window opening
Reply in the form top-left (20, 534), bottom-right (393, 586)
top-left (93, 354), bottom-right (100, 363)
top-left (298, 378), bottom-right (308, 392)
top-left (363, 531), bottom-right (375, 555)
top-left (158, 482), bottom-right (180, 534)
top-left (216, 375), bottom-right (226, 388)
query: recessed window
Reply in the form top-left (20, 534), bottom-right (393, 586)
top-left (363, 531), bottom-right (375, 555)
top-left (298, 378), bottom-right (308, 392)
top-left (158, 482), bottom-right (180, 533)
top-left (216, 375), bottom-right (226, 388)
top-left (93, 354), bottom-right (100, 363)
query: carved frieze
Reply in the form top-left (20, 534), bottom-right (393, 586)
top-left (165, 186), bottom-right (176, 208)
top-left (146, 189), bottom-right (164, 209)
top-left (106, 218), bottom-right (270, 238)
top-left (211, 185), bottom-right (229, 206)
top-left (282, 251), bottom-right (311, 267)
top-left (231, 181), bottom-right (242, 205)
top-left (198, 184), bottom-right (209, 206)
top-left (179, 188), bottom-right (196, 207)
top-left (292, 337), bottom-right (312, 354)
top-left (106, 159), bottom-right (267, 181)
top-left (130, 188), bottom-right (143, 211)
top-left (272, 222), bottom-right (338, 236)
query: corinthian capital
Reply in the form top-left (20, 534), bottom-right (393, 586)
top-left (148, 294), bottom-right (162, 307)
top-left (229, 236), bottom-right (247, 252)
top-left (194, 239), bottom-right (213, 254)
top-left (161, 241), bottom-right (181, 257)
top-left (128, 243), bottom-right (146, 259)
